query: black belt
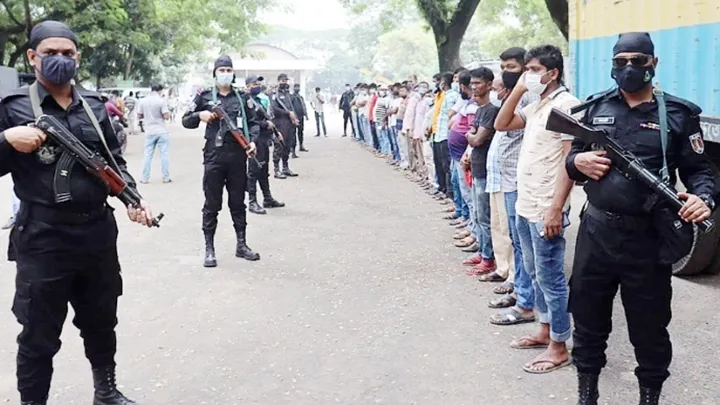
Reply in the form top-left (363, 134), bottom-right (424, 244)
top-left (584, 203), bottom-right (652, 229)
top-left (24, 203), bottom-right (109, 225)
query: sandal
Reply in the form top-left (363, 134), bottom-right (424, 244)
top-left (493, 281), bottom-right (515, 295)
top-left (522, 359), bottom-right (571, 374)
top-left (510, 336), bottom-right (549, 350)
top-left (488, 294), bottom-right (516, 309)
top-left (478, 272), bottom-right (505, 282)
top-left (489, 308), bottom-right (535, 326)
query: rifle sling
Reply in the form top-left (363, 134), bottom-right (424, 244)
top-left (212, 88), bottom-right (249, 147)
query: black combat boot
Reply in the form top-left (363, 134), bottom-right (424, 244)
top-left (235, 230), bottom-right (260, 261)
top-left (299, 144), bottom-right (309, 152)
top-left (248, 194), bottom-right (266, 215)
top-left (259, 177), bottom-right (285, 208)
top-left (21, 400), bottom-right (47, 405)
top-left (291, 149), bottom-right (299, 159)
top-left (203, 232), bottom-right (217, 268)
top-left (576, 373), bottom-right (599, 405)
top-left (274, 168), bottom-right (287, 179)
top-left (92, 366), bottom-right (137, 405)
top-left (282, 165), bottom-right (298, 177)
top-left (639, 387), bottom-right (661, 405)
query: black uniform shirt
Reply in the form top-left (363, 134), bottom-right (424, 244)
top-left (566, 89), bottom-right (715, 215)
top-left (181, 87), bottom-right (260, 145)
top-left (250, 94), bottom-right (272, 141)
top-left (0, 83), bottom-right (136, 211)
top-left (272, 89), bottom-right (296, 122)
top-left (290, 92), bottom-right (307, 118)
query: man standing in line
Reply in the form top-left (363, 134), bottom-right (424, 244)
top-left (138, 84), bottom-right (171, 184)
top-left (431, 72), bottom-right (460, 204)
top-left (494, 45), bottom-right (578, 374)
top-left (312, 87), bottom-right (328, 137)
top-left (182, 55), bottom-right (261, 267)
top-left (339, 83), bottom-right (355, 137)
top-left (272, 73), bottom-right (299, 178)
top-left (291, 83), bottom-right (309, 156)
top-left (1, 21), bottom-right (156, 404)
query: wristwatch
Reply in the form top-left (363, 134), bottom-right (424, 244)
top-left (699, 193), bottom-right (716, 211)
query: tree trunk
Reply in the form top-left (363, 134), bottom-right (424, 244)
top-left (123, 45), bottom-right (135, 80)
top-left (8, 41), bottom-right (27, 68)
top-left (96, 75), bottom-right (102, 90)
top-left (544, 0), bottom-right (569, 40)
top-left (436, 39), bottom-right (462, 72)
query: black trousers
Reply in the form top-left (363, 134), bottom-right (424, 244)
top-left (315, 111), bottom-right (327, 135)
top-left (295, 119), bottom-right (305, 149)
top-left (432, 139), bottom-right (451, 195)
top-left (202, 144), bottom-right (248, 234)
top-left (343, 109), bottom-right (352, 135)
top-left (247, 137), bottom-right (272, 200)
top-left (273, 120), bottom-right (294, 171)
top-left (570, 211), bottom-right (672, 391)
top-left (11, 207), bottom-right (122, 402)
top-left (370, 121), bottom-right (380, 150)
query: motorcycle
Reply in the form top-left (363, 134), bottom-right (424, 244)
top-left (113, 116), bottom-right (129, 154)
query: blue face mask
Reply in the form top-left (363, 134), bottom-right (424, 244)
top-left (250, 86), bottom-right (262, 96)
top-left (35, 52), bottom-right (77, 85)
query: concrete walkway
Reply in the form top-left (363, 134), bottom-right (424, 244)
top-left (0, 112), bottom-right (717, 404)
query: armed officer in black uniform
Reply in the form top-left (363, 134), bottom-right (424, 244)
top-left (245, 75), bottom-right (285, 215)
top-left (565, 33), bottom-right (715, 405)
top-left (272, 73), bottom-right (299, 179)
top-left (291, 83), bottom-right (309, 156)
top-left (0, 21), bottom-right (155, 405)
top-left (182, 55), bottom-right (261, 268)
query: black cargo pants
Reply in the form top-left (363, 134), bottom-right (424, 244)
top-left (11, 206), bottom-right (122, 402)
top-left (570, 208), bottom-right (672, 391)
top-left (202, 142), bottom-right (248, 234)
top-left (247, 136), bottom-right (272, 199)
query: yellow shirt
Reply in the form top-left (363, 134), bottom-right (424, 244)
top-left (431, 91), bottom-right (445, 134)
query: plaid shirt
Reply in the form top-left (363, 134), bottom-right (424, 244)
top-left (433, 89), bottom-right (460, 143)
top-left (484, 132), bottom-right (503, 193)
top-left (495, 92), bottom-right (540, 192)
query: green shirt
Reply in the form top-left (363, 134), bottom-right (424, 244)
top-left (258, 93), bottom-right (270, 110)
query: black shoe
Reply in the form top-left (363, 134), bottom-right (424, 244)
top-left (235, 231), bottom-right (260, 261)
top-left (248, 199), bottom-right (267, 215)
top-left (282, 168), bottom-right (298, 177)
top-left (314, 134), bottom-right (320, 137)
top-left (576, 373), bottom-right (599, 405)
top-left (274, 170), bottom-right (287, 179)
top-left (300, 146), bottom-right (309, 152)
top-left (203, 232), bottom-right (217, 268)
top-left (342, 133), bottom-right (347, 137)
top-left (291, 152), bottom-right (299, 159)
top-left (21, 401), bottom-right (47, 405)
top-left (639, 387), bottom-right (661, 405)
top-left (263, 198), bottom-right (285, 208)
top-left (92, 366), bottom-right (137, 405)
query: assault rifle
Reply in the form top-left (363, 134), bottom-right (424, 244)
top-left (35, 114), bottom-right (164, 227)
top-left (546, 107), bottom-right (714, 232)
top-left (211, 105), bottom-right (263, 167)
top-left (252, 98), bottom-right (285, 147)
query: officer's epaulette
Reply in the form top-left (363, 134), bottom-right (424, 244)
top-left (661, 92), bottom-right (702, 116)
top-left (197, 87), bottom-right (212, 95)
top-left (0, 86), bottom-right (30, 103)
top-left (570, 87), bottom-right (619, 115)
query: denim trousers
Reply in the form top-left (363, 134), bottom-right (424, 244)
top-left (142, 133), bottom-right (170, 181)
top-left (376, 124), bottom-right (390, 154)
top-left (470, 177), bottom-right (494, 260)
top-left (389, 127), bottom-right (401, 161)
top-left (450, 159), bottom-right (469, 219)
top-left (503, 191), bottom-right (526, 286)
top-left (362, 117), bottom-right (374, 147)
top-left (515, 214), bottom-right (572, 342)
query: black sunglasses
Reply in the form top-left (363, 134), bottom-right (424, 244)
top-left (612, 54), bottom-right (652, 68)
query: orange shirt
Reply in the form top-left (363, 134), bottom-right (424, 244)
top-left (430, 91), bottom-right (445, 134)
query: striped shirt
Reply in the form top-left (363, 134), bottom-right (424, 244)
top-left (434, 89), bottom-right (460, 143)
top-left (496, 92), bottom-right (540, 192)
top-left (374, 96), bottom-right (391, 123)
top-left (485, 131), bottom-right (504, 193)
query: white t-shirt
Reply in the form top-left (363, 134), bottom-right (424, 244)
top-left (137, 92), bottom-right (169, 136)
top-left (388, 97), bottom-right (403, 127)
top-left (356, 94), bottom-right (369, 116)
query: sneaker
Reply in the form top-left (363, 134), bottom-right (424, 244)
top-left (1, 216), bottom-right (15, 230)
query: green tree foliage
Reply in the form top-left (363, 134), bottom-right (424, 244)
top-left (0, 0), bottom-right (270, 86)
top-left (373, 25), bottom-right (438, 79)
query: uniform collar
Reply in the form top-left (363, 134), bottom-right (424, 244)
top-left (36, 81), bottom-right (80, 108)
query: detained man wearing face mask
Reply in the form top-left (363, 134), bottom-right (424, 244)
top-left (0, 20), bottom-right (156, 405)
top-left (182, 55), bottom-right (261, 268)
top-left (565, 32), bottom-right (714, 405)
top-left (494, 45), bottom-right (579, 375)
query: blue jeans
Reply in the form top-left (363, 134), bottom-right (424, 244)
top-left (363, 117), bottom-right (374, 147)
top-left (11, 191), bottom-right (20, 216)
top-left (142, 133), bottom-right (170, 181)
top-left (471, 177), bottom-right (493, 260)
top-left (515, 214), bottom-right (572, 342)
top-left (450, 159), bottom-right (469, 219)
top-left (376, 124), bottom-right (390, 154)
top-left (504, 191), bottom-right (527, 288)
top-left (389, 127), bottom-right (400, 161)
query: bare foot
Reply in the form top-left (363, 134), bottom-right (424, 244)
top-left (523, 342), bottom-right (570, 374)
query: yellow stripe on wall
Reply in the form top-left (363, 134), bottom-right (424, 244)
top-left (571, 0), bottom-right (720, 40)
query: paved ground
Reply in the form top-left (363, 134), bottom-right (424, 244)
top-left (0, 112), bottom-right (717, 404)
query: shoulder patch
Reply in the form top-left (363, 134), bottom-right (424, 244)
top-left (689, 133), bottom-right (705, 154)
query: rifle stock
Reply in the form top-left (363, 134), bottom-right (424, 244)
top-left (35, 114), bottom-right (164, 227)
top-left (546, 107), bottom-right (713, 232)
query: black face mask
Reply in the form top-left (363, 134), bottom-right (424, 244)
top-left (612, 65), bottom-right (655, 93)
top-left (461, 92), bottom-right (471, 100)
top-left (35, 53), bottom-right (77, 85)
top-left (293, 88), bottom-right (300, 93)
top-left (502, 71), bottom-right (522, 90)
top-left (279, 83), bottom-right (290, 91)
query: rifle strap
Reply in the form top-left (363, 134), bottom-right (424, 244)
top-left (654, 88), bottom-right (670, 184)
top-left (212, 87), bottom-right (249, 138)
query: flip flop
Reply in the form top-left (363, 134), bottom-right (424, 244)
top-left (510, 336), bottom-right (549, 350)
top-left (493, 281), bottom-right (515, 295)
top-left (488, 294), bottom-right (516, 309)
top-left (478, 272), bottom-right (505, 282)
top-left (522, 359), bottom-right (572, 374)
top-left (489, 308), bottom-right (535, 326)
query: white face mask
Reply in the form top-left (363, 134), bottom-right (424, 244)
top-left (525, 72), bottom-right (550, 95)
top-left (417, 87), bottom-right (428, 94)
top-left (369, 89), bottom-right (376, 94)
top-left (216, 73), bottom-right (233, 86)
top-left (424, 98), bottom-right (433, 106)
top-left (489, 91), bottom-right (501, 107)
top-left (451, 82), bottom-right (460, 92)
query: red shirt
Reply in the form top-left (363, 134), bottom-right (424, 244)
top-left (368, 94), bottom-right (378, 121)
